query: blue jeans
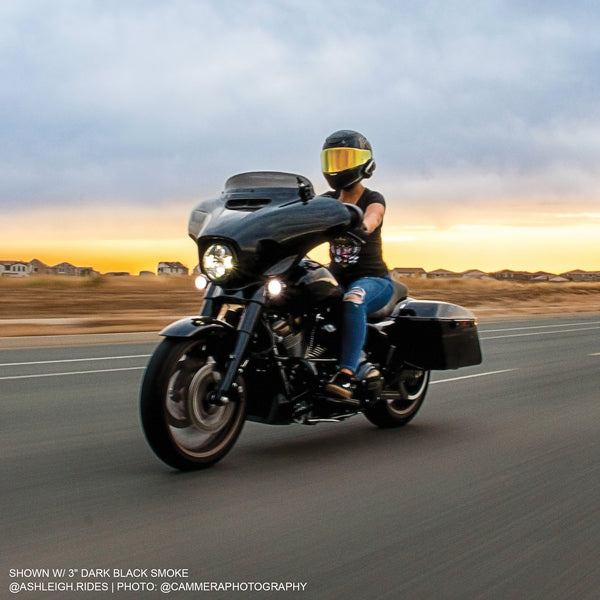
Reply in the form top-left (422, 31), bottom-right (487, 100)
top-left (339, 275), bottom-right (394, 373)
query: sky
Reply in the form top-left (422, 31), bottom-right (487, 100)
top-left (1, 0), bottom-right (599, 274)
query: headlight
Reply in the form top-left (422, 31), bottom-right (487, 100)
top-left (267, 278), bottom-right (283, 297)
top-left (201, 243), bottom-right (236, 282)
top-left (194, 275), bottom-right (208, 290)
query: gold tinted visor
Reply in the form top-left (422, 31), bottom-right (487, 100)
top-left (321, 147), bottom-right (372, 174)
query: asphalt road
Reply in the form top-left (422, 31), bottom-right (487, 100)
top-left (2, 315), bottom-right (599, 599)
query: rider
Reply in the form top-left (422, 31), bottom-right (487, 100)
top-left (321, 130), bottom-right (394, 399)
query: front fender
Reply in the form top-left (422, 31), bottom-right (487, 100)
top-left (160, 316), bottom-right (235, 339)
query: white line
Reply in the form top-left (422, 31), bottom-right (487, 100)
top-left (481, 326), bottom-right (600, 340)
top-left (2, 366), bottom-right (517, 383)
top-left (430, 369), bottom-right (517, 385)
top-left (591, 353), bottom-right (600, 356)
top-left (483, 321), bottom-right (600, 333)
top-left (0, 366), bottom-right (145, 381)
top-left (0, 354), bottom-right (150, 368)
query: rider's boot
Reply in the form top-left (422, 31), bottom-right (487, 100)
top-left (325, 371), bottom-right (354, 399)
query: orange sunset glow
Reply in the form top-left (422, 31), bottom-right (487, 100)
top-left (3, 200), bottom-right (598, 276)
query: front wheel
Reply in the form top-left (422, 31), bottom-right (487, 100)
top-left (363, 368), bottom-right (430, 428)
top-left (140, 336), bottom-right (246, 470)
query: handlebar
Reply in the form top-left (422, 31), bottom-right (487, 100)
top-left (345, 203), bottom-right (364, 228)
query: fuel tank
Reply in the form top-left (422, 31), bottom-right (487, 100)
top-left (293, 259), bottom-right (342, 305)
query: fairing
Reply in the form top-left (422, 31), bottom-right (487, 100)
top-left (188, 172), bottom-right (351, 288)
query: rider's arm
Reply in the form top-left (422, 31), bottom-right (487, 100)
top-left (363, 202), bottom-right (385, 233)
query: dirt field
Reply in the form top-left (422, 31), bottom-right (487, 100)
top-left (1, 275), bottom-right (599, 337)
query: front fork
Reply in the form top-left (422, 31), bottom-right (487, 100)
top-left (202, 284), bottom-right (266, 405)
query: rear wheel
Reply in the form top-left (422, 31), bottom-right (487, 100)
top-left (140, 336), bottom-right (246, 470)
top-left (364, 368), bottom-right (429, 428)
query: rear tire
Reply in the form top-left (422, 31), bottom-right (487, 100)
top-left (364, 368), bottom-right (429, 428)
top-left (140, 336), bottom-right (246, 470)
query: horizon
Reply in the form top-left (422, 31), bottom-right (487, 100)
top-left (4, 188), bottom-right (600, 276)
top-left (4, 215), bottom-right (599, 276)
top-left (3, 251), bottom-right (598, 278)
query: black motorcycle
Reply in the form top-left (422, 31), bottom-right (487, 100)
top-left (140, 172), bottom-right (482, 470)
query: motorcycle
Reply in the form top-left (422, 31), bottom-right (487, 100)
top-left (140, 172), bottom-right (482, 470)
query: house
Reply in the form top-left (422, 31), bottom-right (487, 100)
top-left (0, 260), bottom-right (31, 277)
top-left (49, 262), bottom-right (96, 276)
top-left (491, 270), bottom-right (537, 281)
top-left (29, 258), bottom-right (51, 275)
top-left (530, 271), bottom-right (557, 282)
top-left (391, 267), bottom-right (427, 279)
top-left (461, 269), bottom-right (489, 279)
top-left (492, 269), bottom-right (517, 280)
top-left (427, 268), bottom-right (460, 279)
top-left (560, 269), bottom-right (600, 282)
top-left (157, 261), bottom-right (189, 276)
top-left (49, 262), bottom-right (76, 276)
top-left (1, 259), bottom-right (97, 277)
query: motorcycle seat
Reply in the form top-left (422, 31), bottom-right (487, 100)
top-left (368, 280), bottom-right (408, 322)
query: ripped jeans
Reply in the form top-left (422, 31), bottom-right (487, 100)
top-left (339, 275), bottom-right (394, 373)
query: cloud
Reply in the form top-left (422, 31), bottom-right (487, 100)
top-left (1, 0), bottom-right (599, 216)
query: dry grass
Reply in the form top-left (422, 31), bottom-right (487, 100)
top-left (0, 275), bottom-right (201, 316)
top-left (1, 275), bottom-right (599, 337)
top-left (0, 276), bottom-right (202, 336)
top-left (402, 277), bottom-right (600, 310)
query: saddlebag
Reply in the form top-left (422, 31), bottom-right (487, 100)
top-left (386, 300), bottom-right (482, 370)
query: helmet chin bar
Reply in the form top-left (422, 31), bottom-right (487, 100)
top-left (342, 180), bottom-right (361, 191)
top-left (324, 161), bottom-right (376, 191)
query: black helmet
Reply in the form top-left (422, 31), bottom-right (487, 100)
top-left (321, 129), bottom-right (376, 190)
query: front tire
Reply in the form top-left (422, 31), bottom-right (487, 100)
top-left (140, 336), bottom-right (246, 470)
top-left (364, 368), bottom-right (430, 428)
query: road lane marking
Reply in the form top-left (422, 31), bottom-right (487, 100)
top-left (0, 354), bottom-right (150, 367)
top-left (481, 326), bottom-right (600, 340)
top-left (431, 369), bottom-right (517, 385)
top-left (0, 366), bottom-right (145, 381)
top-left (1, 366), bottom-right (516, 383)
top-left (482, 321), bottom-right (600, 333)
